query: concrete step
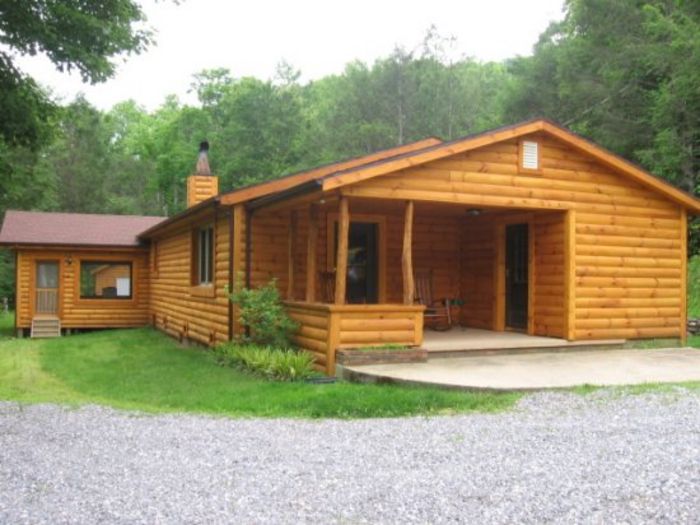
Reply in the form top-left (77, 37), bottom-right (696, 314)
top-left (427, 341), bottom-right (627, 360)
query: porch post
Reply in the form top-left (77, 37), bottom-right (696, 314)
top-left (305, 204), bottom-right (318, 302)
top-left (287, 210), bottom-right (297, 300)
top-left (334, 196), bottom-right (349, 304)
top-left (402, 200), bottom-right (415, 305)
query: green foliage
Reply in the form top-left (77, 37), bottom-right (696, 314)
top-left (214, 343), bottom-right (316, 382)
top-left (0, 0), bottom-right (151, 149)
top-left (229, 279), bottom-right (299, 348)
top-left (0, 310), bottom-right (13, 339)
top-left (0, 327), bottom-right (519, 418)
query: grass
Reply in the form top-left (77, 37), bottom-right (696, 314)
top-left (0, 320), bottom-right (519, 418)
top-left (0, 311), bottom-right (14, 340)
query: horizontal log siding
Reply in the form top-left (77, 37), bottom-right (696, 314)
top-left (412, 212), bottom-right (461, 304)
top-left (345, 134), bottom-right (684, 340)
top-left (250, 211), bottom-right (289, 292)
top-left (15, 248), bottom-right (149, 329)
top-left (150, 212), bottom-right (230, 345)
top-left (460, 220), bottom-right (496, 329)
top-left (533, 212), bottom-right (566, 337)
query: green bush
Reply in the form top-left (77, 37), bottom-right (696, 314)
top-left (228, 278), bottom-right (298, 348)
top-left (214, 343), bottom-right (316, 381)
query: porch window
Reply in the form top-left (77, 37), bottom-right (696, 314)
top-left (193, 226), bottom-right (214, 285)
top-left (80, 262), bottom-right (132, 299)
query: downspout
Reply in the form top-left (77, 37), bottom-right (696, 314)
top-left (244, 206), bottom-right (254, 338)
top-left (227, 206), bottom-right (234, 341)
top-left (245, 207), bottom-right (254, 290)
top-left (13, 249), bottom-right (18, 336)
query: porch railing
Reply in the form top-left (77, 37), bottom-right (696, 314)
top-left (285, 301), bottom-right (425, 375)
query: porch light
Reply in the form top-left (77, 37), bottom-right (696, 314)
top-left (65, 254), bottom-right (73, 265)
top-left (466, 209), bottom-right (482, 216)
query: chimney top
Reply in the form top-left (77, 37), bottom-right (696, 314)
top-left (195, 139), bottom-right (211, 176)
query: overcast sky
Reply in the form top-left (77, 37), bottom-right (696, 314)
top-left (14, 0), bottom-right (565, 111)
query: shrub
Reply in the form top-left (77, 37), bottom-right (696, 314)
top-left (214, 343), bottom-right (316, 381)
top-left (228, 278), bottom-right (298, 348)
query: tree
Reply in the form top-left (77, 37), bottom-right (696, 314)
top-left (0, 0), bottom-right (152, 149)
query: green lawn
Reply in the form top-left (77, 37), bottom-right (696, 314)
top-left (0, 311), bottom-right (14, 340)
top-left (0, 320), bottom-right (518, 418)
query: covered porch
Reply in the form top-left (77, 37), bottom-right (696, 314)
top-left (248, 192), bottom-right (575, 374)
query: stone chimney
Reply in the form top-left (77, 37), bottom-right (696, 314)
top-left (186, 140), bottom-right (219, 208)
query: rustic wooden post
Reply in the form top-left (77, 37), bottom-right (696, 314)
top-left (334, 196), bottom-right (349, 304)
top-left (287, 210), bottom-right (297, 300)
top-left (305, 204), bottom-right (318, 302)
top-left (402, 200), bottom-right (414, 305)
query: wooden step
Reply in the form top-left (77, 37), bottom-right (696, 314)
top-left (31, 317), bottom-right (61, 338)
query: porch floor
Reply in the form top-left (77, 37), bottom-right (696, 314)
top-left (422, 327), bottom-right (624, 354)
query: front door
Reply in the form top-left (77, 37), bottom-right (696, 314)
top-left (34, 261), bottom-right (59, 315)
top-left (336, 222), bottom-right (379, 304)
top-left (505, 224), bottom-right (528, 330)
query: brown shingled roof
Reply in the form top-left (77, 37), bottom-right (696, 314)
top-left (0, 210), bottom-right (166, 247)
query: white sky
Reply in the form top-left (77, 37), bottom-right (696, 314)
top-left (13, 0), bottom-right (565, 111)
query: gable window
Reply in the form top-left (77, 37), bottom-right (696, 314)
top-left (520, 140), bottom-right (540, 171)
top-left (193, 226), bottom-right (214, 285)
top-left (80, 261), bottom-right (132, 299)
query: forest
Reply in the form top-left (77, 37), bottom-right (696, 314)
top-left (0, 0), bottom-right (699, 302)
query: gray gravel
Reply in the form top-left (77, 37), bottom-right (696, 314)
top-left (1, 391), bottom-right (699, 524)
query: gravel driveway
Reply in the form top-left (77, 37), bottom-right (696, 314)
top-left (1, 391), bottom-right (699, 524)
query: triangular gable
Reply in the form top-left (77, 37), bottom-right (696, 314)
top-left (219, 137), bottom-right (442, 206)
top-left (320, 119), bottom-right (700, 214)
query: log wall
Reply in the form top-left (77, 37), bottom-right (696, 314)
top-left (533, 212), bottom-right (566, 337)
top-left (15, 248), bottom-right (149, 329)
top-left (460, 219), bottom-right (496, 329)
top-left (149, 210), bottom-right (231, 345)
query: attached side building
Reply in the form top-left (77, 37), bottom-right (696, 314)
top-left (0, 211), bottom-right (164, 336)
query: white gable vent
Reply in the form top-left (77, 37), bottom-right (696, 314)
top-left (522, 140), bottom-right (539, 170)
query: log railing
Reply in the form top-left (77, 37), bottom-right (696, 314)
top-left (285, 301), bottom-right (425, 375)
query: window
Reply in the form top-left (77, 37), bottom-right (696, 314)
top-left (194, 226), bottom-right (214, 285)
top-left (80, 262), bottom-right (132, 299)
top-left (520, 140), bottom-right (540, 171)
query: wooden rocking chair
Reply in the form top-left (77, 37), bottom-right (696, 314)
top-left (319, 271), bottom-right (336, 303)
top-left (414, 270), bottom-right (452, 331)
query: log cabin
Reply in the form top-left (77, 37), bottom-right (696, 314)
top-left (1, 120), bottom-right (699, 374)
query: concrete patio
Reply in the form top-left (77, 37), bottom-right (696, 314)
top-left (344, 348), bottom-right (700, 390)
